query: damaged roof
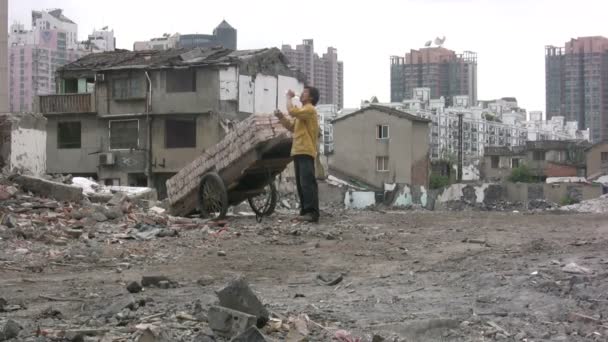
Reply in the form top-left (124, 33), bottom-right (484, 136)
top-left (332, 104), bottom-right (431, 124)
top-left (59, 47), bottom-right (294, 73)
top-left (486, 140), bottom-right (591, 156)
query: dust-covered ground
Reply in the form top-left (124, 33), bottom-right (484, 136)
top-left (2, 209), bottom-right (608, 341)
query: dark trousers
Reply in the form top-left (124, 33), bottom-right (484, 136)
top-left (293, 155), bottom-right (319, 218)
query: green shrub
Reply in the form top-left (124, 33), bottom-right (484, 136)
top-left (508, 165), bottom-right (534, 183)
top-left (560, 195), bottom-right (579, 206)
top-left (430, 174), bottom-right (450, 189)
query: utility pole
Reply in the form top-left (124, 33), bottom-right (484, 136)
top-left (457, 112), bottom-right (464, 182)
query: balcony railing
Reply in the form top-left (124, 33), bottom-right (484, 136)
top-left (37, 93), bottom-right (95, 114)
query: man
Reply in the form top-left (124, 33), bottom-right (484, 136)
top-left (274, 86), bottom-right (320, 223)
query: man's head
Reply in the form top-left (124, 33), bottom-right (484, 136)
top-left (301, 86), bottom-right (320, 106)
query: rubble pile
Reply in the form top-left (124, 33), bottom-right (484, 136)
top-left (0, 172), bottom-right (208, 247)
top-left (561, 194), bottom-right (608, 213)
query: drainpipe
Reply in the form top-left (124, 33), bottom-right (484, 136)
top-left (145, 71), bottom-right (153, 187)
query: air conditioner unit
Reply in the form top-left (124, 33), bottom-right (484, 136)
top-left (95, 73), bottom-right (105, 82)
top-left (98, 152), bottom-right (115, 166)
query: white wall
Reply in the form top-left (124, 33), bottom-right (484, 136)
top-left (219, 67), bottom-right (238, 101)
top-left (10, 127), bottom-right (46, 175)
top-left (254, 75), bottom-right (278, 114)
top-left (238, 74), bottom-right (303, 114)
top-left (238, 75), bottom-right (254, 113)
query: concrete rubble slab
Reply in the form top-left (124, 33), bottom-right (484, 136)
top-left (208, 305), bottom-right (258, 338)
top-left (217, 276), bottom-right (269, 327)
top-left (10, 175), bottom-right (83, 202)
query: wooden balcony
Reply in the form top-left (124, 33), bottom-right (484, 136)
top-left (37, 93), bottom-right (96, 114)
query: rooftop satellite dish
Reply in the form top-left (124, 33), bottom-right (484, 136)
top-left (101, 26), bottom-right (108, 30)
top-left (424, 40), bottom-right (432, 47)
top-left (434, 36), bottom-right (446, 47)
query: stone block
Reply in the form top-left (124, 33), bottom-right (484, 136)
top-left (11, 175), bottom-right (84, 202)
top-left (208, 305), bottom-right (257, 338)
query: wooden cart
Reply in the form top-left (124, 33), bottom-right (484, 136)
top-left (194, 137), bottom-right (292, 219)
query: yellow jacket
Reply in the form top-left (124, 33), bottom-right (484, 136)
top-left (279, 104), bottom-right (319, 158)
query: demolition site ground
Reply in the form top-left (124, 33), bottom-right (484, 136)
top-left (2, 209), bottom-right (608, 341)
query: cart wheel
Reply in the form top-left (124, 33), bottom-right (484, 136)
top-left (248, 182), bottom-right (277, 217)
top-left (198, 172), bottom-right (228, 219)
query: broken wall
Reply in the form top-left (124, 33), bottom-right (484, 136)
top-left (0, 113), bottom-right (47, 175)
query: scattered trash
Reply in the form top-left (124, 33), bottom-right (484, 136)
top-left (317, 273), bottom-right (344, 286)
top-left (562, 262), bottom-right (592, 274)
top-left (334, 329), bottom-right (362, 342)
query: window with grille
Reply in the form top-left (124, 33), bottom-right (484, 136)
top-left (112, 75), bottom-right (144, 99)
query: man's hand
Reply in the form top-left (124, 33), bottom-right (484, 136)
top-left (274, 109), bottom-right (285, 120)
top-left (286, 90), bottom-right (295, 98)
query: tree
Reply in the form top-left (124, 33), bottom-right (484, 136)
top-left (508, 164), bottom-right (534, 183)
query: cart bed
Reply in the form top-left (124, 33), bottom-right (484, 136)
top-left (166, 115), bottom-right (292, 217)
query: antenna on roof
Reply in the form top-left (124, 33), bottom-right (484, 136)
top-left (434, 36), bottom-right (446, 47)
top-left (424, 40), bottom-right (432, 47)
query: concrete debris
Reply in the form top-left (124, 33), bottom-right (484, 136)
top-left (11, 174), bottom-right (84, 202)
top-left (208, 305), bottom-right (258, 338)
top-left (217, 276), bottom-right (270, 328)
top-left (127, 281), bottom-right (143, 293)
top-left (334, 329), bottom-right (362, 342)
top-left (4, 165), bottom-right (608, 342)
top-left (561, 194), bottom-right (608, 213)
top-left (230, 326), bottom-right (269, 341)
top-left (562, 262), bottom-right (592, 274)
top-left (0, 319), bottom-right (22, 341)
top-left (141, 276), bottom-right (173, 288)
top-left (317, 273), bottom-right (344, 286)
top-left (371, 334), bottom-right (386, 342)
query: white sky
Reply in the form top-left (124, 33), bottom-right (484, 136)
top-left (9, 0), bottom-right (608, 112)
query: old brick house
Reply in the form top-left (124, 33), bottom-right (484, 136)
top-left (330, 105), bottom-right (431, 189)
top-left (586, 141), bottom-right (608, 180)
top-left (36, 47), bottom-right (305, 198)
top-left (483, 140), bottom-right (590, 181)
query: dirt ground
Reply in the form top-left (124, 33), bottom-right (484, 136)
top-left (2, 209), bottom-right (608, 341)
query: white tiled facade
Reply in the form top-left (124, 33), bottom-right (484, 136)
top-left (362, 88), bottom-right (589, 162)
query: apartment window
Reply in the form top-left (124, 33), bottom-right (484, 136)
top-left (602, 152), bottom-right (608, 162)
top-left (112, 76), bottom-right (144, 99)
top-left (109, 120), bottom-right (139, 150)
top-left (533, 151), bottom-right (546, 161)
top-left (166, 69), bottom-right (196, 93)
top-left (57, 122), bottom-right (81, 149)
top-left (491, 156), bottom-right (499, 169)
top-left (377, 125), bottom-right (389, 139)
top-left (166, 119), bottom-right (196, 148)
top-left (376, 156), bottom-right (389, 172)
top-left (512, 158), bottom-right (520, 168)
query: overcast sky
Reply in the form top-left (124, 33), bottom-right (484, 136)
top-left (8, 0), bottom-right (608, 112)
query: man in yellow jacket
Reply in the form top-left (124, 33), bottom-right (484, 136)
top-left (274, 86), bottom-right (320, 223)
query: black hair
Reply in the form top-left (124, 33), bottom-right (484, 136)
top-left (304, 86), bottom-right (320, 106)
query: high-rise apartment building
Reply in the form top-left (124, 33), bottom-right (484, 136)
top-left (133, 20), bottom-right (237, 51)
top-left (0, 0), bottom-right (8, 112)
top-left (391, 47), bottom-right (477, 106)
top-left (8, 9), bottom-right (112, 112)
top-left (545, 36), bottom-right (608, 142)
top-left (281, 39), bottom-right (344, 109)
